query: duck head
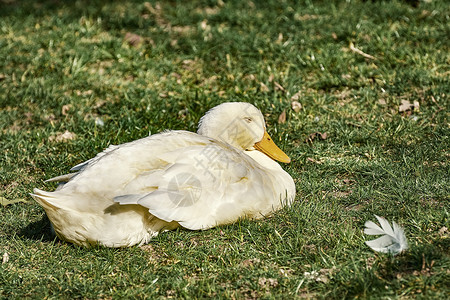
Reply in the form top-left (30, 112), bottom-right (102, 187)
top-left (197, 102), bottom-right (291, 163)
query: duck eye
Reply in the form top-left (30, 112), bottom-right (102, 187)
top-left (244, 117), bottom-right (253, 123)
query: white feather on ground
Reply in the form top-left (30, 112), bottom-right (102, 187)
top-left (364, 215), bottom-right (408, 255)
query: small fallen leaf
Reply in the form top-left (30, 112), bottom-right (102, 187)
top-left (398, 100), bottom-right (411, 112)
top-left (2, 252), bottom-right (8, 264)
top-left (304, 244), bottom-right (317, 252)
top-left (291, 101), bottom-right (302, 113)
top-left (182, 59), bottom-right (195, 66)
top-left (24, 112), bottom-right (33, 124)
top-left (258, 277), bottom-right (278, 288)
top-left (76, 90), bottom-right (93, 96)
top-left (378, 99), bottom-right (386, 105)
top-left (259, 82), bottom-right (269, 92)
top-left (0, 197), bottom-right (27, 206)
top-left (304, 267), bottom-right (336, 284)
top-left (316, 274), bottom-right (329, 283)
top-left (331, 32), bottom-right (338, 40)
top-left (438, 226), bottom-right (448, 237)
top-left (307, 157), bottom-right (321, 164)
top-left (291, 91), bottom-right (302, 101)
top-left (274, 81), bottom-right (285, 91)
top-left (399, 100), bottom-right (419, 113)
top-left (0, 74), bottom-right (6, 81)
top-left (49, 130), bottom-right (77, 142)
top-left (44, 114), bottom-right (56, 123)
top-left (178, 108), bottom-right (189, 118)
top-left (278, 110), bottom-right (286, 124)
top-left (124, 32), bottom-right (143, 48)
top-left (93, 100), bottom-right (106, 109)
top-left (245, 74), bottom-right (256, 81)
top-left (58, 130), bottom-right (76, 141)
top-left (306, 132), bottom-right (328, 143)
top-left (61, 104), bottom-right (73, 116)
top-left (333, 190), bottom-right (352, 198)
top-left (200, 19), bottom-right (208, 30)
top-left (276, 32), bottom-right (283, 44)
top-left (241, 258), bottom-right (261, 267)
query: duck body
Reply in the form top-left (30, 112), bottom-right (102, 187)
top-left (32, 103), bottom-right (296, 247)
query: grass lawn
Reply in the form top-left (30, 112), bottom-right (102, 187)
top-left (1, 0), bottom-right (449, 298)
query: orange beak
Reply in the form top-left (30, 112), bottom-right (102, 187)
top-left (254, 130), bottom-right (291, 163)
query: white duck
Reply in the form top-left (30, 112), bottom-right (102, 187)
top-left (32, 102), bottom-right (296, 247)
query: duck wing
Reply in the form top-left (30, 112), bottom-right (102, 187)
top-left (114, 139), bottom-right (278, 230)
top-left (70, 145), bottom-right (120, 171)
top-left (37, 131), bottom-right (283, 228)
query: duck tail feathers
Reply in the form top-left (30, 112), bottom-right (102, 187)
top-left (30, 188), bottom-right (60, 211)
top-left (45, 172), bottom-right (78, 183)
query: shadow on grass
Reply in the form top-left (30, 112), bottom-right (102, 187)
top-left (19, 214), bottom-right (57, 243)
top-left (0, 0), bottom-right (153, 29)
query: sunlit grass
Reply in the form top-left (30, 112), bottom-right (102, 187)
top-left (0, 0), bottom-right (448, 298)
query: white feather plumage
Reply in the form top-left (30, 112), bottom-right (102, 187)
top-left (364, 215), bottom-right (408, 255)
top-left (30, 102), bottom-right (296, 247)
